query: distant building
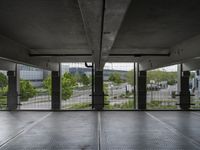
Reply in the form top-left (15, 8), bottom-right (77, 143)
top-left (1, 64), bottom-right (128, 88)
top-left (68, 67), bottom-right (127, 80)
top-left (19, 65), bottom-right (49, 87)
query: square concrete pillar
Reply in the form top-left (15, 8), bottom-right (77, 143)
top-left (51, 71), bottom-right (61, 110)
top-left (180, 71), bottom-right (190, 110)
top-left (94, 71), bottom-right (104, 110)
top-left (137, 70), bottom-right (147, 110)
top-left (7, 70), bottom-right (19, 110)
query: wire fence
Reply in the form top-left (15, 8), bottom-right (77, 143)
top-left (61, 63), bottom-right (92, 110)
top-left (18, 65), bottom-right (51, 110)
top-left (146, 65), bottom-right (179, 110)
top-left (0, 94), bottom-right (7, 110)
top-left (191, 90), bottom-right (200, 109)
top-left (103, 63), bottom-right (135, 110)
top-left (146, 88), bottom-right (179, 110)
top-left (2, 64), bottom-right (200, 110)
top-left (19, 91), bottom-right (51, 110)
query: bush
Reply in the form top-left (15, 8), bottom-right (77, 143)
top-left (20, 80), bottom-right (37, 101)
top-left (69, 102), bottom-right (90, 109)
top-left (0, 72), bottom-right (7, 89)
top-left (43, 72), bottom-right (77, 100)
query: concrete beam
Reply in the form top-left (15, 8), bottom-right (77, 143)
top-left (182, 59), bottom-right (200, 71)
top-left (110, 48), bottom-right (170, 55)
top-left (139, 34), bottom-right (200, 71)
top-left (78, 0), bottom-right (103, 70)
top-left (0, 35), bottom-right (59, 71)
top-left (0, 59), bottom-right (16, 71)
top-left (100, 0), bottom-right (131, 68)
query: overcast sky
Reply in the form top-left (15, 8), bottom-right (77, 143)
top-left (62, 63), bottom-right (177, 72)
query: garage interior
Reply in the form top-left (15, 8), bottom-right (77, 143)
top-left (1, 0), bottom-right (200, 149)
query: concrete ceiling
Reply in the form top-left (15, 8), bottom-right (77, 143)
top-left (0, 0), bottom-right (200, 70)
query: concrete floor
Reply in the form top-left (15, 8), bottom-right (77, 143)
top-left (0, 111), bottom-right (200, 150)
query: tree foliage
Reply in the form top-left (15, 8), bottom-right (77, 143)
top-left (62, 72), bottom-right (77, 99)
top-left (109, 72), bottom-right (122, 84)
top-left (74, 73), bottom-right (90, 86)
top-left (80, 74), bottom-right (90, 86)
top-left (126, 70), bottom-right (134, 85)
top-left (0, 72), bottom-right (7, 89)
top-left (20, 80), bottom-right (36, 101)
top-left (147, 70), bottom-right (177, 85)
top-left (43, 72), bottom-right (77, 100)
top-left (125, 70), bottom-right (177, 85)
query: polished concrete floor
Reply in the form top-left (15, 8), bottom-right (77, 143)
top-left (1, 111), bottom-right (200, 150)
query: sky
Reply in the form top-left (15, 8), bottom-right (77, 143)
top-left (62, 63), bottom-right (177, 72)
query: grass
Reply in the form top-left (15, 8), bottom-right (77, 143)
top-left (147, 100), bottom-right (177, 109)
top-left (0, 96), bottom-right (7, 110)
top-left (67, 102), bottom-right (91, 110)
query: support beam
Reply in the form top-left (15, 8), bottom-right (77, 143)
top-left (7, 66), bottom-right (19, 110)
top-left (136, 68), bottom-right (147, 110)
top-left (182, 59), bottom-right (200, 71)
top-left (51, 70), bottom-right (61, 110)
top-left (139, 34), bottom-right (200, 71)
top-left (100, 0), bottom-right (131, 68)
top-left (0, 35), bottom-right (59, 71)
top-left (0, 59), bottom-right (16, 71)
top-left (78, 0), bottom-right (103, 70)
top-left (94, 71), bottom-right (104, 110)
top-left (179, 71), bottom-right (191, 110)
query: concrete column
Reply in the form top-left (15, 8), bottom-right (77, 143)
top-left (137, 70), bottom-right (147, 110)
top-left (180, 71), bottom-right (190, 110)
top-left (51, 71), bottom-right (61, 110)
top-left (94, 71), bottom-right (104, 110)
top-left (7, 70), bottom-right (19, 110)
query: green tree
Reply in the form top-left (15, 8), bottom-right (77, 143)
top-left (43, 72), bottom-right (77, 100)
top-left (43, 75), bottom-right (51, 92)
top-left (147, 70), bottom-right (177, 85)
top-left (20, 80), bottom-right (36, 101)
top-left (80, 73), bottom-right (90, 86)
top-left (62, 73), bottom-right (77, 99)
top-left (0, 72), bottom-right (7, 89)
top-left (126, 70), bottom-right (134, 85)
top-left (74, 73), bottom-right (81, 83)
top-left (109, 72), bottom-right (122, 84)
